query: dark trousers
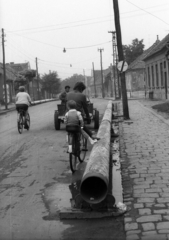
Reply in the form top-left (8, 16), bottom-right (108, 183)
top-left (16, 104), bottom-right (28, 116)
top-left (83, 125), bottom-right (92, 137)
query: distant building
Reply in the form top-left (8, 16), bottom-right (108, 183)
top-left (6, 62), bottom-right (42, 100)
top-left (6, 62), bottom-right (31, 94)
top-left (125, 37), bottom-right (160, 98)
top-left (143, 34), bottom-right (169, 100)
top-left (84, 76), bottom-right (92, 97)
top-left (7, 62), bottom-right (31, 73)
top-left (90, 65), bottom-right (117, 98)
top-left (0, 62), bottom-right (16, 104)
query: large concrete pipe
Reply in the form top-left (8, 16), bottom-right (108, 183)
top-left (80, 101), bottom-right (112, 204)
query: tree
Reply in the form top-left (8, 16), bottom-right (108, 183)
top-left (41, 71), bottom-right (61, 96)
top-left (123, 38), bottom-right (145, 65)
top-left (61, 74), bottom-right (85, 90)
top-left (19, 69), bottom-right (36, 78)
top-left (14, 69), bottom-right (36, 93)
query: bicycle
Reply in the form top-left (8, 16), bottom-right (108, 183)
top-left (66, 126), bottom-right (87, 173)
top-left (17, 109), bottom-right (30, 134)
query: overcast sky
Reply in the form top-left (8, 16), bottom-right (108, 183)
top-left (0, 0), bottom-right (169, 80)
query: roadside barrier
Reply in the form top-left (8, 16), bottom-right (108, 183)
top-left (80, 100), bottom-right (113, 204)
top-left (32, 98), bottom-right (57, 105)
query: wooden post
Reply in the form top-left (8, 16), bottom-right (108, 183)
top-left (2, 28), bottom-right (8, 109)
top-left (98, 49), bottom-right (105, 98)
top-left (112, 0), bottom-right (129, 119)
top-left (92, 62), bottom-right (97, 98)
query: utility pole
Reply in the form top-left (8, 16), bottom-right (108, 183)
top-left (83, 69), bottom-right (86, 84)
top-left (2, 29), bottom-right (8, 110)
top-left (35, 57), bottom-right (40, 100)
top-left (108, 31), bottom-right (120, 99)
top-left (92, 62), bottom-right (97, 98)
top-left (112, 0), bottom-right (129, 119)
top-left (83, 69), bottom-right (87, 95)
top-left (98, 48), bottom-right (105, 98)
top-left (108, 31), bottom-right (116, 98)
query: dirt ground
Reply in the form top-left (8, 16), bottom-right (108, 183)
top-left (0, 99), bottom-right (125, 240)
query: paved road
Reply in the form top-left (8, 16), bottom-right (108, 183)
top-left (0, 99), bottom-right (125, 240)
top-left (120, 100), bottom-right (169, 240)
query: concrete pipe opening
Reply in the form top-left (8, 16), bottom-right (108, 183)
top-left (80, 175), bottom-right (108, 204)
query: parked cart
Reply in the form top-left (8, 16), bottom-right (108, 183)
top-left (54, 99), bottom-right (99, 130)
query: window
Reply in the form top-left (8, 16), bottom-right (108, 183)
top-left (148, 67), bottom-right (150, 87)
top-left (156, 64), bottom-right (159, 87)
top-left (160, 62), bottom-right (164, 86)
top-left (164, 72), bottom-right (167, 87)
top-left (151, 65), bottom-right (154, 87)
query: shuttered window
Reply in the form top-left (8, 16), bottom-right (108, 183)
top-left (156, 64), bottom-right (159, 87)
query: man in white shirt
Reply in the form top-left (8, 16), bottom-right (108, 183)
top-left (15, 86), bottom-right (32, 128)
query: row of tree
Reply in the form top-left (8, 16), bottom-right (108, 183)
top-left (123, 38), bottom-right (145, 65)
top-left (60, 74), bottom-right (85, 90)
top-left (40, 72), bottom-right (85, 94)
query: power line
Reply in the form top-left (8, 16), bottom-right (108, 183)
top-left (6, 32), bottom-right (111, 50)
top-left (126, 0), bottom-right (169, 26)
top-left (122, 7), bottom-right (169, 20)
top-left (122, 2), bottom-right (168, 15)
top-left (7, 42), bottom-right (34, 62)
top-left (70, 56), bottom-right (98, 64)
top-left (38, 58), bottom-right (70, 66)
top-left (7, 35), bottom-right (36, 62)
top-left (38, 61), bottom-right (91, 71)
top-left (7, 15), bottom-right (113, 33)
top-left (66, 41), bottom-right (111, 50)
top-left (6, 3), bottom-right (168, 34)
top-left (5, 35), bottom-right (99, 70)
top-left (7, 19), bottom-right (114, 35)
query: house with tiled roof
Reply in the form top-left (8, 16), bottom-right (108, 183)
top-left (6, 62), bottom-right (43, 100)
top-left (0, 63), bottom-right (17, 103)
top-left (7, 62), bottom-right (31, 73)
top-left (83, 76), bottom-right (92, 97)
top-left (143, 34), bottom-right (169, 100)
top-left (125, 37), bottom-right (160, 98)
top-left (90, 65), bottom-right (118, 98)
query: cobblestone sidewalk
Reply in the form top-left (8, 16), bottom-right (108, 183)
top-left (119, 100), bottom-right (169, 240)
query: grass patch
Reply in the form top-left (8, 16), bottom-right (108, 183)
top-left (152, 101), bottom-right (169, 113)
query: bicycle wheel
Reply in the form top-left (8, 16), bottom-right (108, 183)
top-left (69, 135), bottom-right (77, 173)
top-left (18, 114), bottom-right (23, 134)
top-left (78, 133), bottom-right (87, 162)
top-left (26, 113), bottom-right (30, 130)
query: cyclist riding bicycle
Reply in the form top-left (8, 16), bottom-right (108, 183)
top-left (66, 82), bottom-right (99, 141)
top-left (65, 100), bottom-right (97, 153)
top-left (15, 86), bottom-right (32, 129)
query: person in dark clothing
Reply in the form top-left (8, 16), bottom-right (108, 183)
top-left (59, 85), bottom-right (70, 104)
top-left (67, 82), bottom-right (99, 140)
top-left (67, 82), bottom-right (90, 119)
